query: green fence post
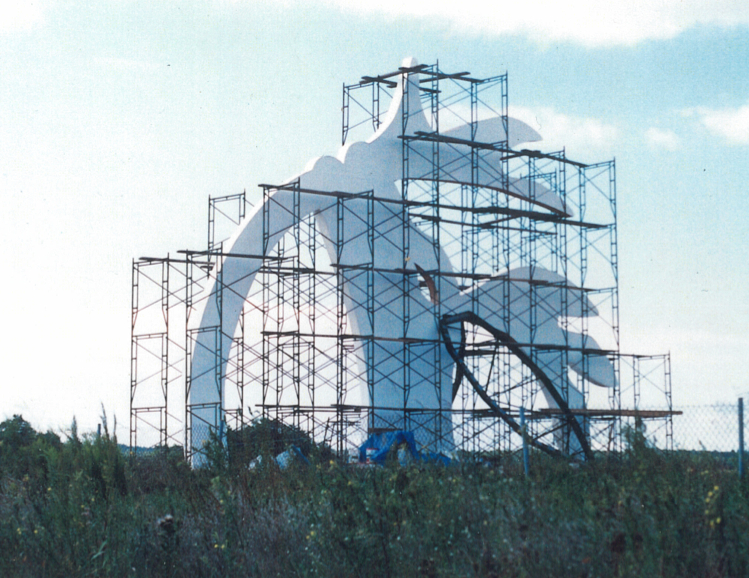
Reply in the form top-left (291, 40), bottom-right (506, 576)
top-left (739, 398), bottom-right (744, 479)
top-left (520, 407), bottom-right (529, 477)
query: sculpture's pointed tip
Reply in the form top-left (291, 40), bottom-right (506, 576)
top-left (401, 56), bottom-right (419, 68)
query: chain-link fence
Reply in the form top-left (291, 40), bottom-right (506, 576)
top-left (644, 400), bottom-right (746, 453)
top-left (137, 400), bottom-right (749, 470)
top-left (669, 402), bottom-right (746, 454)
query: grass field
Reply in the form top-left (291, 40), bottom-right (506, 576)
top-left (1, 414), bottom-right (747, 577)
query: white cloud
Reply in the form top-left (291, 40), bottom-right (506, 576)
top-left (686, 103), bottom-right (749, 145)
top-left (645, 127), bottom-right (680, 151)
top-left (0, 0), bottom-right (44, 33)
top-left (510, 105), bottom-right (619, 159)
top-left (315, 0), bottom-right (749, 47)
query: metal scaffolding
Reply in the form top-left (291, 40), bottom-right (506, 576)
top-left (130, 62), bottom-right (674, 461)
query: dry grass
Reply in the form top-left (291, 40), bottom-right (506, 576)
top-left (1, 416), bottom-right (747, 577)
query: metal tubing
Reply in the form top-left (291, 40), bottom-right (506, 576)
top-left (520, 406), bottom-right (529, 476)
top-left (129, 61), bottom-right (675, 463)
top-left (739, 398), bottom-right (744, 479)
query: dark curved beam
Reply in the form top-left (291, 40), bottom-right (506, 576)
top-left (440, 311), bottom-right (592, 460)
top-left (451, 321), bottom-right (467, 401)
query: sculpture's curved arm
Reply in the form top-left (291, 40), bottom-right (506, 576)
top-left (440, 310), bottom-right (592, 459)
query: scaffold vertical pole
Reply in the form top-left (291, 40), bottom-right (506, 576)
top-left (160, 257), bottom-right (169, 448)
top-left (130, 259), bottom-right (138, 452)
top-left (521, 406), bottom-right (529, 476)
top-left (341, 83), bottom-right (350, 146)
top-left (400, 68), bottom-right (412, 425)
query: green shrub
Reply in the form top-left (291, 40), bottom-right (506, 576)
top-left (1, 415), bottom-right (748, 577)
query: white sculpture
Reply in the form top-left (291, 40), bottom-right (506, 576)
top-left (188, 58), bottom-right (615, 458)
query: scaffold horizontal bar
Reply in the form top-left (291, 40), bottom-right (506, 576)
top-left (404, 131), bottom-right (589, 169)
top-left (133, 332), bottom-right (167, 340)
top-left (178, 249), bottom-right (283, 261)
top-left (260, 330), bottom-right (441, 344)
top-left (416, 213), bottom-right (556, 234)
top-left (418, 71), bottom-right (471, 82)
top-left (210, 192), bottom-right (245, 202)
top-left (258, 404), bottom-right (497, 414)
top-left (329, 263), bottom-right (418, 275)
top-left (257, 182), bottom-right (604, 223)
top-left (463, 341), bottom-right (618, 355)
top-left (471, 209), bottom-right (608, 229)
top-left (259, 266), bottom-right (336, 276)
top-left (358, 64), bottom-right (430, 86)
top-left (356, 64), bottom-right (494, 88)
top-left (537, 408), bottom-right (682, 418)
top-left (138, 256), bottom-right (211, 266)
top-left (330, 263), bottom-right (614, 291)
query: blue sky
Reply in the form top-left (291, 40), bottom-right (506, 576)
top-left (1, 0), bottom-right (748, 437)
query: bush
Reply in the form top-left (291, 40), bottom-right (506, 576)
top-left (213, 418), bottom-right (336, 473)
top-left (0, 414), bottom-right (61, 482)
top-left (1, 415), bottom-right (748, 577)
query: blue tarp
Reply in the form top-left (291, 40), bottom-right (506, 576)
top-left (358, 431), bottom-right (450, 466)
top-left (276, 445), bottom-right (310, 469)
